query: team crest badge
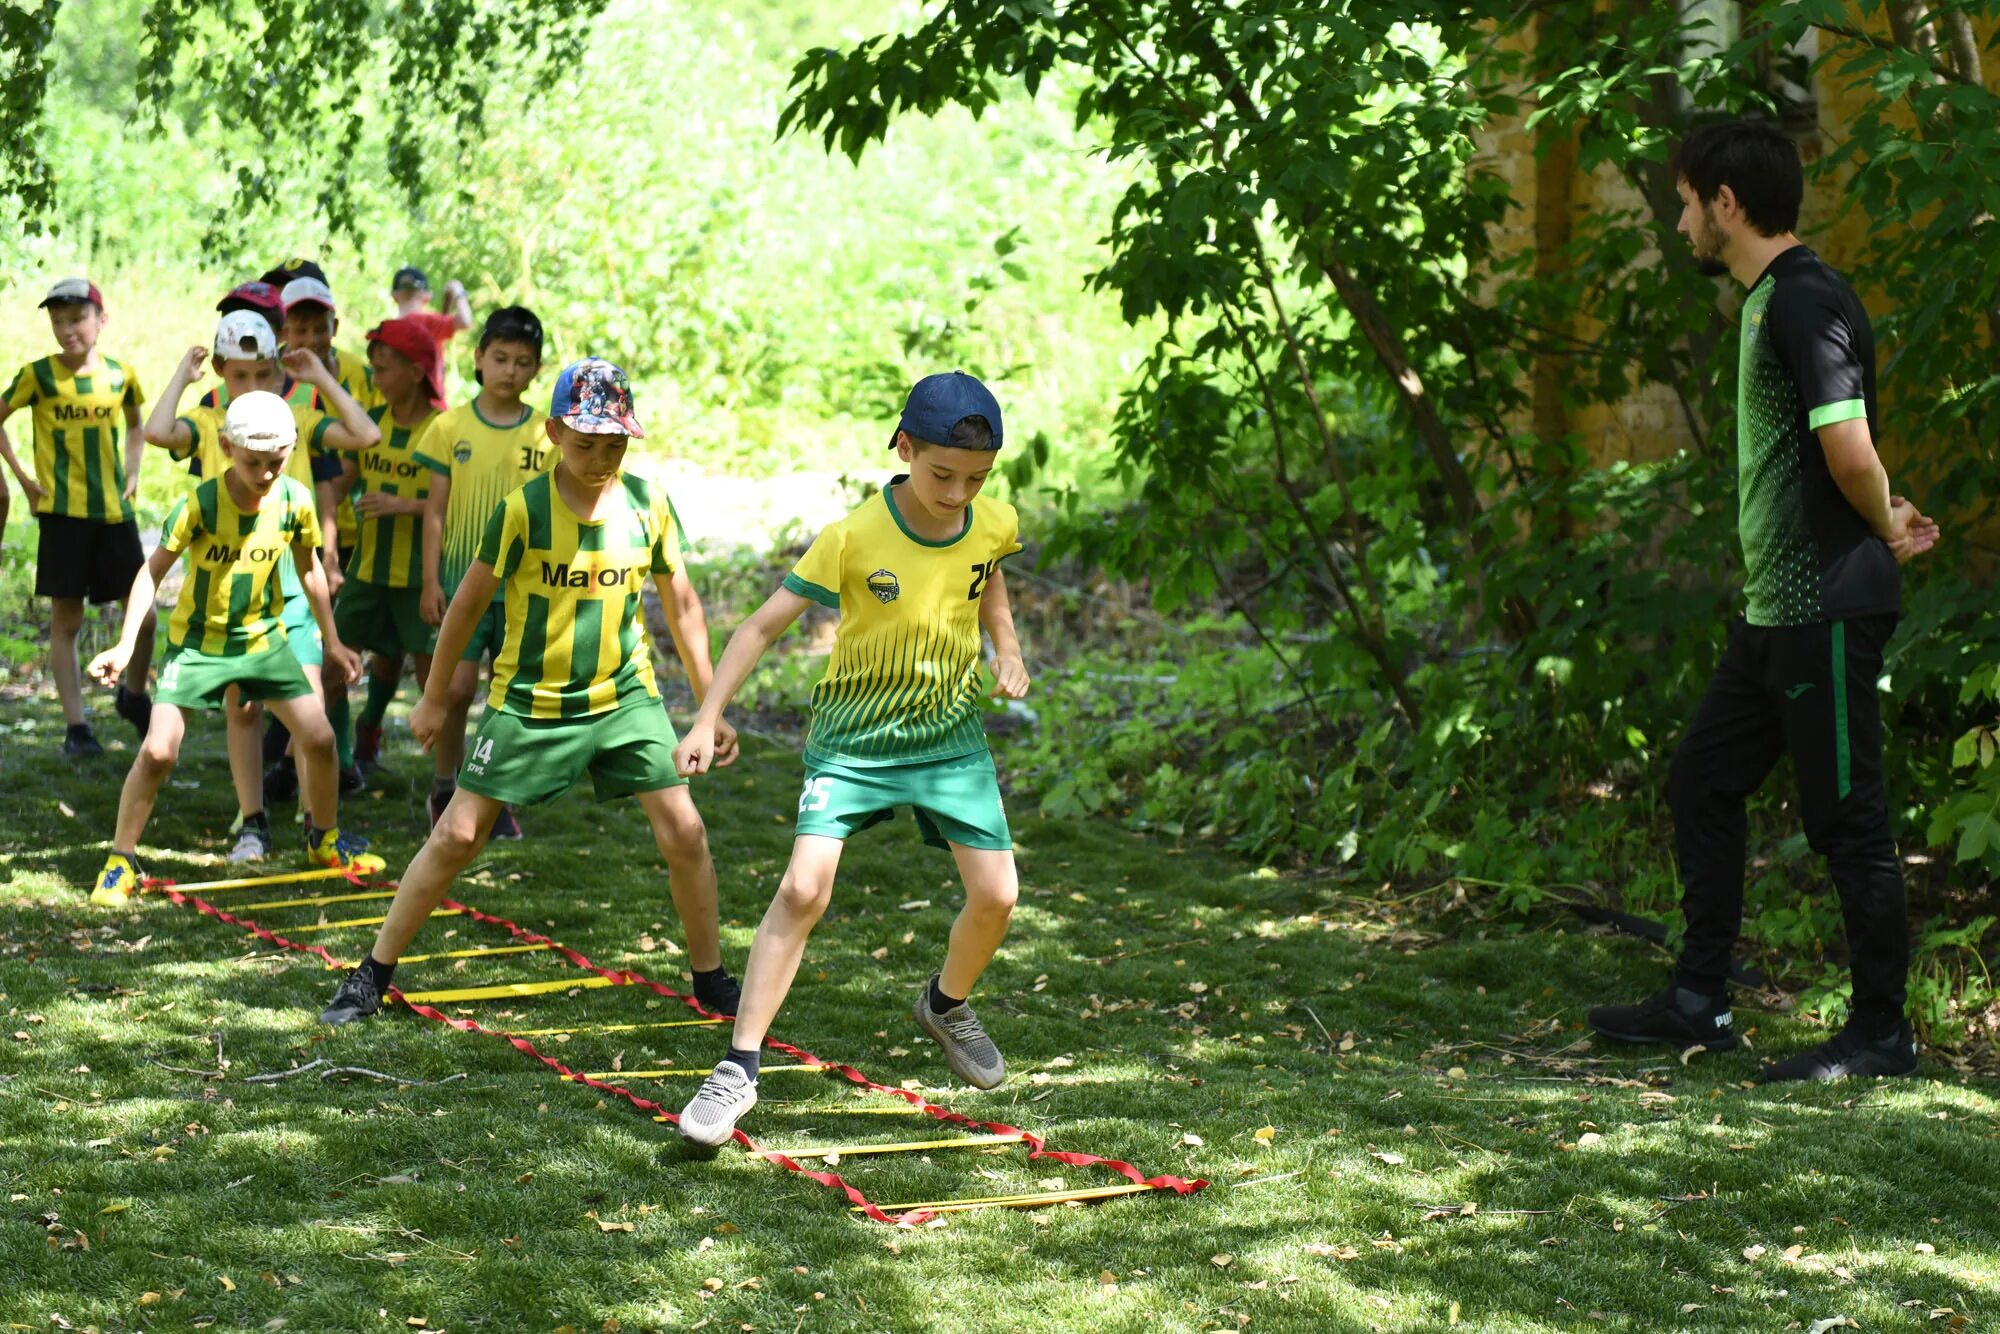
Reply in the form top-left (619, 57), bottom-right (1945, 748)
top-left (867, 569), bottom-right (901, 604)
top-left (452, 439), bottom-right (473, 464)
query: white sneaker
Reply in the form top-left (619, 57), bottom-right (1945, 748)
top-left (677, 1062), bottom-right (757, 1147)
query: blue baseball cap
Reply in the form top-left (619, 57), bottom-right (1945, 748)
top-left (891, 371), bottom-right (1003, 451)
top-left (550, 358), bottom-right (644, 437)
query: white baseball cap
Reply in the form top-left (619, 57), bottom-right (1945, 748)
top-left (213, 310), bottom-right (278, 362)
top-left (223, 391), bottom-right (297, 454)
top-left (280, 277), bottom-right (336, 314)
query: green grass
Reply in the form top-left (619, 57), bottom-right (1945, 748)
top-left (3, 684), bottom-right (1999, 1333)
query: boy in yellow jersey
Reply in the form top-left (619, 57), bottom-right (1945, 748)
top-left (339, 316), bottom-right (446, 776)
top-left (675, 373), bottom-right (1029, 1146)
top-left (142, 314), bottom-right (382, 859)
top-left (413, 306), bottom-right (549, 836)
top-left (86, 392), bottom-right (387, 907)
top-left (0, 278), bottom-right (157, 756)
top-left (318, 359), bottom-right (740, 1024)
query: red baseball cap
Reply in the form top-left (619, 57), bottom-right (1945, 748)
top-left (39, 277), bottom-right (104, 310)
top-left (217, 281), bottom-right (284, 324)
top-left (365, 316), bottom-right (447, 410)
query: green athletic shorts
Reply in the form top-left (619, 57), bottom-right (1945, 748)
top-left (334, 578), bottom-right (437, 657)
top-left (795, 750), bottom-right (1011, 851)
top-left (462, 598), bottom-right (506, 664)
top-left (155, 642), bottom-right (313, 709)
top-left (279, 593), bottom-right (323, 669)
top-left (457, 700), bottom-right (687, 806)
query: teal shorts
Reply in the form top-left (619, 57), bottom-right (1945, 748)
top-left (457, 700), bottom-right (687, 807)
top-left (279, 594), bottom-right (323, 669)
top-left (334, 578), bottom-right (437, 657)
top-left (155, 642), bottom-right (313, 709)
top-left (795, 750), bottom-right (1011, 851)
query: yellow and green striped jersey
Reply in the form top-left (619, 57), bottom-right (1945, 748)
top-left (330, 345), bottom-right (381, 411)
top-left (349, 403), bottom-right (437, 588)
top-left (159, 475), bottom-right (318, 656)
top-left (784, 482), bottom-right (1022, 767)
top-left (3, 355), bottom-right (144, 522)
top-left (479, 471), bottom-right (680, 720)
top-left (411, 400), bottom-right (552, 592)
top-left (174, 399), bottom-right (331, 601)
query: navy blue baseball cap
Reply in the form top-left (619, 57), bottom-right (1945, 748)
top-left (891, 371), bottom-right (1003, 451)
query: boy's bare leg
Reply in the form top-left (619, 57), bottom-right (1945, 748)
top-left (223, 687), bottom-right (264, 815)
top-left (727, 834), bottom-right (844, 1050)
top-left (49, 597), bottom-right (87, 725)
top-left (937, 845), bottom-right (1019, 1001)
top-left (365, 788), bottom-right (503, 964)
top-left (112, 704), bottom-right (188, 849)
top-left (633, 784), bottom-right (723, 972)
top-left (266, 692), bottom-right (340, 831)
top-left (122, 600), bottom-right (157, 689)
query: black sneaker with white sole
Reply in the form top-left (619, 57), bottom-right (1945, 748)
top-left (1759, 1020), bottom-right (1918, 1083)
top-left (320, 967), bottom-right (385, 1025)
top-left (1587, 983), bottom-right (1737, 1051)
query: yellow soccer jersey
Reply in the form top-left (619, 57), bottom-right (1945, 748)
top-left (175, 399), bottom-right (331, 600)
top-left (783, 480), bottom-right (1023, 766)
top-left (348, 403), bottom-right (437, 588)
top-left (411, 401), bottom-right (552, 592)
top-left (3, 355), bottom-right (144, 522)
top-left (330, 345), bottom-right (381, 411)
top-left (160, 475), bottom-right (318, 656)
top-left (478, 471), bottom-right (680, 719)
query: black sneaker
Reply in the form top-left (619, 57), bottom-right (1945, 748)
top-left (320, 967), bottom-right (385, 1025)
top-left (264, 756), bottom-right (299, 804)
top-left (62, 724), bottom-right (103, 757)
top-left (355, 723), bottom-right (386, 778)
top-left (693, 969), bottom-right (741, 1017)
top-left (490, 804), bottom-right (524, 840)
top-left (115, 685), bottom-right (153, 741)
top-left (427, 784), bottom-right (454, 828)
top-left (1759, 1021), bottom-right (1919, 1083)
top-left (339, 765), bottom-right (366, 796)
top-left (1587, 983), bottom-right (1737, 1051)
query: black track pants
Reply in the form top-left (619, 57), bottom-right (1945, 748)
top-left (1667, 614), bottom-right (1907, 1031)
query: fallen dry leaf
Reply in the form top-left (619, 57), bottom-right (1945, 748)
top-left (219, 1276), bottom-right (236, 1292)
top-left (1182, 1132), bottom-right (1204, 1147)
top-left (1210, 1253), bottom-right (1234, 1269)
top-left (1370, 1150), bottom-right (1405, 1167)
top-left (1253, 1126), bottom-right (1276, 1145)
top-left (595, 1220), bottom-right (635, 1233)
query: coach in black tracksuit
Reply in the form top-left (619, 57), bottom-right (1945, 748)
top-left (1586, 121), bottom-right (1938, 1082)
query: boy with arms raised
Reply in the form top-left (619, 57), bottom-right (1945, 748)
top-left (87, 391), bottom-right (385, 906)
top-left (413, 306), bottom-right (550, 836)
top-left (317, 359), bottom-right (740, 1023)
top-left (340, 317), bottom-right (446, 776)
top-left (0, 278), bottom-right (156, 755)
top-left (676, 372), bottom-right (1029, 1146)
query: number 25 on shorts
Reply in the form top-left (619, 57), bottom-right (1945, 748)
top-left (799, 776), bottom-right (832, 813)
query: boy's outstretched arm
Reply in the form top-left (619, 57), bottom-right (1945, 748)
top-left (653, 566), bottom-right (738, 768)
top-left (89, 545), bottom-right (176, 686)
top-left (979, 566), bottom-right (1030, 699)
top-left (409, 563), bottom-right (501, 752)
top-left (142, 346), bottom-right (206, 455)
top-left (674, 586), bottom-right (812, 776)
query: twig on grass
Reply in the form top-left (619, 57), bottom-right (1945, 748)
top-left (1301, 1004), bottom-right (1338, 1057)
top-left (245, 1058), bottom-right (466, 1087)
top-left (146, 1031), bottom-right (225, 1079)
top-left (245, 1059), bottom-right (329, 1083)
top-left (1087, 937), bottom-right (1206, 966)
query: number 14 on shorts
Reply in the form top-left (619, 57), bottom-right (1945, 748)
top-left (799, 776), bottom-right (832, 812)
top-left (467, 735), bottom-right (496, 775)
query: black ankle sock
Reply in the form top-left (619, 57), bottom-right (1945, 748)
top-left (358, 955), bottom-right (396, 989)
top-left (929, 977), bottom-right (964, 1013)
top-left (722, 1045), bottom-right (760, 1081)
top-left (693, 965), bottom-right (728, 990)
top-left (242, 810), bottom-right (270, 830)
top-left (431, 776), bottom-right (456, 797)
top-left (66, 722), bottom-right (93, 740)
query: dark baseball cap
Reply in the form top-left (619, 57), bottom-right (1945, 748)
top-left (391, 266), bottom-right (430, 292)
top-left (891, 371), bottom-right (1004, 451)
top-left (261, 257), bottom-right (328, 289)
top-left (217, 281), bottom-right (284, 322)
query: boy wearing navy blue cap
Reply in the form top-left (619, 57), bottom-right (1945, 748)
top-left (673, 371), bottom-right (1031, 1147)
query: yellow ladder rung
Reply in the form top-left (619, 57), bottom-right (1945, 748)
top-left (339, 943), bottom-right (553, 968)
top-left (567, 1064), bottom-right (820, 1081)
top-left (854, 1183), bottom-right (1160, 1214)
top-left (237, 889), bottom-right (398, 910)
top-left (506, 1017), bottom-right (726, 1037)
top-left (653, 1105), bottom-right (926, 1123)
top-left (761, 1132), bottom-right (1024, 1161)
top-left (398, 975), bottom-right (620, 1004)
top-left (285, 910), bottom-right (463, 934)
top-left (150, 867), bottom-right (358, 894)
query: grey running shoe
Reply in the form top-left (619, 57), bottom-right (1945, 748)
top-left (320, 968), bottom-right (384, 1025)
top-left (677, 1062), bottom-right (757, 1147)
top-left (912, 973), bottom-right (1006, 1089)
top-left (229, 822), bottom-right (273, 863)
